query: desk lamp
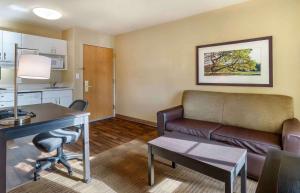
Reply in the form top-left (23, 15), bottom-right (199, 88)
top-left (0, 44), bottom-right (51, 125)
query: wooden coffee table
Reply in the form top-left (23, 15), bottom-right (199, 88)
top-left (148, 135), bottom-right (247, 193)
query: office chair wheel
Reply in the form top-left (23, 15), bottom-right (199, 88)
top-left (35, 161), bottom-right (41, 168)
top-left (33, 172), bottom-right (40, 181)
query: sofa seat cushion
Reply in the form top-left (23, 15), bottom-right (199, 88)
top-left (166, 118), bottom-right (221, 139)
top-left (211, 126), bottom-right (282, 155)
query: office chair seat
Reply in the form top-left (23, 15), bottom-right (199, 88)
top-left (33, 127), bottom-right (81, 152)
top-left (33, 134), bottom-right (63, 152)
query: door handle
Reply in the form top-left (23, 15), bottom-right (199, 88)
top-left (84, 80), bottom-right (92, 92)
top-left (3, 52), bottom-right (6, 61)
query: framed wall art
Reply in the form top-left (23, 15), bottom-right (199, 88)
top-left (196, 36), bottom-right (273, 87)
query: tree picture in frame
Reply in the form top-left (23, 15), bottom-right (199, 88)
top-left (196, 36), bottom-right (272, 87)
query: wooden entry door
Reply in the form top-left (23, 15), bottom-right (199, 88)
top-left (83, 45), bottom-right (113, 120)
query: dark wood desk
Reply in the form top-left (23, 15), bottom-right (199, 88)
top-left (0, 103), bottom-right (91, 193)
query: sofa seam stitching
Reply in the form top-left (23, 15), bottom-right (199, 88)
top-left (212, 133), bottom-right (281, 149)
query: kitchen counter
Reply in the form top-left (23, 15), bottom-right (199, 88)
top-left (0, 85), bottom-right (73, 108)
top-left (0, 86), bottom-right (73, 93)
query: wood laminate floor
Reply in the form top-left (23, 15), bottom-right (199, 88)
top-left (65, 118), bottom-right (157, 155)
top-left (7, 118), bottom-right (157, 190)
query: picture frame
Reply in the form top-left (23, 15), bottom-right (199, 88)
top-left (196, 36), bottom-right (273, 87)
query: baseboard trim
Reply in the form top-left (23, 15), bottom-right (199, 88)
top-left (115, 114), bottom-right (157, 127)
top-left (90, 115), bottom-right (114, 122)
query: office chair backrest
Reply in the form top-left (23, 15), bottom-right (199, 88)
top-left (69, 100), bottom-right (88, 111)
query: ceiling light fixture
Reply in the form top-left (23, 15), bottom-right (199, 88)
top-left (33, 8), bottom-right (62, 20)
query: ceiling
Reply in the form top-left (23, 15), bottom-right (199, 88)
top-left (0, 0), bottom-right (248, 35)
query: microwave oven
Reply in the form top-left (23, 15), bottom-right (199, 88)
top-left (39, 54), bottom-right (65, 69)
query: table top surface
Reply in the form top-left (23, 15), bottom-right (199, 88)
top-left (0, 103), bottom-right (90, 131)
top-left (148, 135), bottom-right (247, 172)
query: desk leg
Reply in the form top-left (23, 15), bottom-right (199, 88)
top-left (0, 138), bottom-right (6, 193)
top-left (82, 116), bottom-right (91, 183)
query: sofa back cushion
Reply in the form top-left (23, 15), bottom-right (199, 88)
top-left (222, 93), bottom-right (293, 134)
top-left (182, 90), bottom-right (294, 134)
top-left (182, 91), bottom-right (224, 123)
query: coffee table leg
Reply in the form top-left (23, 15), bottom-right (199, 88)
top-left (241, 159), bottom-right (247, 193)
top-left (172, 161), bottom-right (176, 169)
top-left (148, 144), bottom-right (154, 186)
top-left (225, 174), bottom-right (233, 193)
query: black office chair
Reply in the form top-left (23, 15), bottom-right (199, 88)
top-left (32, 100), bottom-right (88, 181)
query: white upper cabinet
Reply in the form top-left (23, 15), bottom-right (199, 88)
top-left (0, 31), bottom-right (2, 61)
top-left (21, 34), bottom-right (67, 56)
top-left (0, 31), bottom-right (67, 69)
top-left (52, 39), bottom-right (67, 55)
top-left (20, 34), bottom-right (40, 53)
top-left (35, 36), bottom-right (55, 54)
top-left (0, 30), bottom-right (22, 65)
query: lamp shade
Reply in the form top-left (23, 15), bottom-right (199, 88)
top-left (17, 55), bottom-right (51, 79)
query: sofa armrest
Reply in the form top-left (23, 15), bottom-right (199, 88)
top-left (157, 105), bottom-right (183, 136)
top-left (282, 118), bottom-right (300, 155)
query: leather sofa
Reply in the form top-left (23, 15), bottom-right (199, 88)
top-left (157, 90), bottom-right (300, 180)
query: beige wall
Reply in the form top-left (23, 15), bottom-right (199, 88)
top-left (62, 28), bottom-right (76, 88)
top-left (115, 0), bottom-right (300, 122)
top-left (62, 27), bottom-right (114, 100)
top-left (0, 21), bottom-right (63, 86)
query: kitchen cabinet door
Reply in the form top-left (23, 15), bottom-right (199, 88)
top-left (0, 101), bottom-right (13, 108)
top-left (22, 34), bottom-right (67, 55)
top-left (0, 92), bottom-right (13, 101)
top-left (52, 39), bottom-right (67, 55)
top-left (0, 31), bottom-right (2, 61)
top-left (43, 90), bottom-right (72, 106)
top-left (21, 34), bottom-right (41, 54)
top-left (0, 91), bottom-right (13, 108)
top-left (22, 34), bottom-right (52, 54)
top-left (40, 38), bottom-right (67, 55)
top-left (2, 31), bottom-right (21, 64)
top-left (42, 97), bottom-right (59, 105)
top-left (59, 96), bottom-right (72, 107)
top-left (18, 92), bottom-right (42, 106)
top-left (58, 90), bottom-right (72, 107)
top-left (39, 36), bottom-right (54, 54)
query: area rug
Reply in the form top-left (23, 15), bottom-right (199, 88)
top-left (9, 138), bottom-right (257, 193)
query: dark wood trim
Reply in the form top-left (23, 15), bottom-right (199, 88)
top-left (196, 36), bottom-right (273, 87)
top-left (115, 114), bottom-right (157, 127)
